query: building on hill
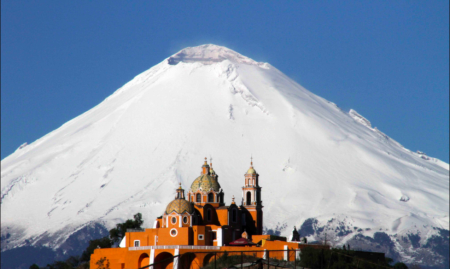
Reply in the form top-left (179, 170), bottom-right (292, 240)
top-left (90, 158), bottom-right (328, 269)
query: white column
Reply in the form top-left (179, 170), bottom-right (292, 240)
top-left (217, 228), bottom-right (223, 246)
top-left (263, 249), bottom-right (268, 260)
top-left (149, 248), bottom-right (155, 269)
top-left (296, 249), bottom-right (301, 261)
top-left (173, 248), bottom-right (180, 269)
top-left (190, 215), bottom-right (193, 227)
top-left (179, 215), bottom-right (182, 227)
top-left (284, 245), bottom-right (288, 261)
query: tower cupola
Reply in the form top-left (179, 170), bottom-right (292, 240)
top-left (201, 157), bottom-right (210, 175)
top-left (241, 157), bottom-right (263, 235)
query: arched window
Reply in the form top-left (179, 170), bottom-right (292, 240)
top-left (196, 193), bottom-right (201, 203)
top-left (207, 209), bottom-right (212, 221)
top-left (232, 209), bottom-right (237, 223)
top-left (208, 193), bottom-right (214, 202)
top-left (246, 192), bottom-right (251, 205)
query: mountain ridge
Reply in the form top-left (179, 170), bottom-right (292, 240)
top-left (1, 44), bottom-right (448, 268)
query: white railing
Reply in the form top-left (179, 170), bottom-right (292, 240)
top-left (129, 245), bottom-right (221, 251)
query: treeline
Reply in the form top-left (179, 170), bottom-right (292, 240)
top-left (29, 213), bottom-right (143, 269)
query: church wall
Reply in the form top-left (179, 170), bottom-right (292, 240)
top-left (127, 231), bottom-right (150, 247)
top-left (192, 225), bottom-right (209, 245)
top-left (216, 208), bottom-right (229, 226)
top-left (157, 227), bottom-right (191, 246)
top-left (90, 248), bottom-right (127, 269)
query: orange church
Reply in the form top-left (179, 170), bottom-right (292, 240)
top-left (91, 158), bottom-right (326, 268)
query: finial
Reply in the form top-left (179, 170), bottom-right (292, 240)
top-left (204, 157), bottom-right (208, 165)
top-left (210, 157), bottom-right (212, 167)
top-left (178, 182), bottom-right (182, 189)
top-left (232, 196), bottom-right (236, 204)
top-left (250, 156), bottom-right (253, 167)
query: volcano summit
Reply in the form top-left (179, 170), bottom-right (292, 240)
top-left (1, 44), bottom-right (448, 268)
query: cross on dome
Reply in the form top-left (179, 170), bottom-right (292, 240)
top-left (247, 156), bottom-right (257, 174)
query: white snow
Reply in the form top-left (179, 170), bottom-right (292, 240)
top-left (1, 44), bottom-right (448, 253)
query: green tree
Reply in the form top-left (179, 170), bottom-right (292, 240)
top-left (393, 262), bottom-right (409, 269)
top-left (29, 264), bottom-right (40, 269)
top-left (109, 213), bottom-right (143, 243)
top-left (385, 257), bottom-right (394, 265)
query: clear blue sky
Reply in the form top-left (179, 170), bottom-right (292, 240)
top-left (2, 1), bottom-right (449, 163)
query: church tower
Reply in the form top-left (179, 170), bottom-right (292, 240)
top-left (242, 158), bottom-right (263, 235)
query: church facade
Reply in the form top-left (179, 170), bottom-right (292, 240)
top-left (91, 158), bottom-right (324, 269)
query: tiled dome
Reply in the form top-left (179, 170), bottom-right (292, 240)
top-left (165, 198), bottom-right (194, 214)
top-left (190, 174), bottom-right (221, 192)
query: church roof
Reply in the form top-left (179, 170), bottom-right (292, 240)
top-left (165, 198), bottom-right (194, 214)
top-left (247, 167), bottom-right (257, 174)
top-left (190, 174), bottom-right (221, 192)
top-left (246, 158), bottom-right (257, 175)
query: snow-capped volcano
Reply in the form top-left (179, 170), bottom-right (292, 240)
top-left (1, 44), bottom-right (449, 268)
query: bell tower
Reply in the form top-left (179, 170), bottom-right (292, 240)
top-left (242, 158), bottom-right (263, 234)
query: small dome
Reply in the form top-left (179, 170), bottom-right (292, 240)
top-left (165, 199), bottom-right (194, 214)
top-left (247, 167), bottom-right (257, 175)
top-left (190, 174), bottom-right (221, 192)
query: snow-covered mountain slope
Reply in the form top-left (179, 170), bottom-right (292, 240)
top-left (1, 44), bottom-right (449, 267)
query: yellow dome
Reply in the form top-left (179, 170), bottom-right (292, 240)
top-left (190, 174), bottom-right (221, 192)
top-left (165, 198), bottom-right (194, 214)
top-left (247, 167), bottom-right (257, 174)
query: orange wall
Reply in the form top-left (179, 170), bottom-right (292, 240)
top-left (91, 248), bottom-right (127, 269)
top-left (91, 241), bottom-right (329, 268)
top-left (216, 208), bottom-right (228, 226)
top-left (157, 227), bottom-right (191, 246)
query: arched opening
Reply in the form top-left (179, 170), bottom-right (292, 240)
top-left (207, 208), bottom-right (212, 221)
top-left (196, 193), bottom-right (201, 203)
top-left (246, 191), bottom-right (251, 205)
top-left (154, 252), bottom-right (173, 269)
top-left (208, 193), bottom-right (214, 202)
top-left (203, 253), bottom-right (216, 267)
top-left (180, 253), bottom-right (200, 269)
top-left (138, 253), bottom-right (149, 268)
